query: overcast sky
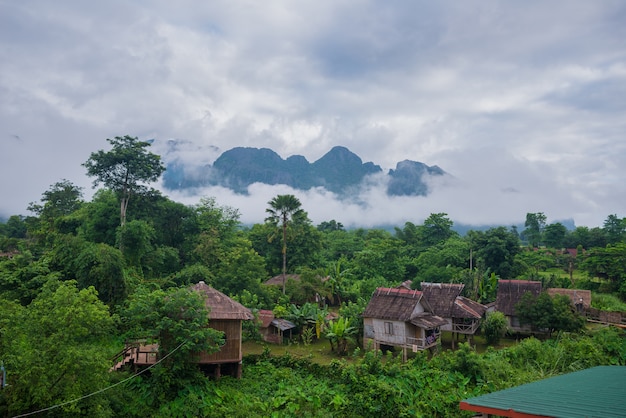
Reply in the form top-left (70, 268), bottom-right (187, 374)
top-left (1, 1), bottom-right (624, 229)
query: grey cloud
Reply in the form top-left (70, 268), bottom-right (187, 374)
top-left (1, 1), bottom-right (624, 228)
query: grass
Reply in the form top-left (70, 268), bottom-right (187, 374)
top-left (242, 331), bottom-right (522, 365)
top-left (243, 337), bottom-right (356, 365)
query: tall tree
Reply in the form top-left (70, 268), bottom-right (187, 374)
top-left (83, 135), bottom-right (165, 228)
top-left (265, 194), bottom-right (305, 294)
top-left (467, 226), bottom-right (522, 279)
top-left (603, 214), bottom-right (626, 245)
top-left (543, 222), bottom-right (567, 248)
top-left (523, 212), bottom-right (547, 247)
top-left (419, 212), bottom-right (457, 247)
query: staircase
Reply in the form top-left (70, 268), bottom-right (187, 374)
top-left (110, 345), bottom-right (138, 371)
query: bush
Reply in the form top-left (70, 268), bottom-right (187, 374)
top-left (482, 311), bottom-right (508, 345)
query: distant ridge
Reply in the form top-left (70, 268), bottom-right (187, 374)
top-left (162, 144), bottom-right (446, 197)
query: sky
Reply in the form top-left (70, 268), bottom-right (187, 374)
top-left (1, 1), bottom-right (625, 229)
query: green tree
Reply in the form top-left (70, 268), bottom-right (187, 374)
top-left (515, 249), bottom-right (554, 279)
top-left (523, 212), bottom-right (547, 247)
top-left (324, 257), bottom-right (352, 306)
top-left (467, 226), bottom-right (522, 279)
top-left (83, 135), bottom-right (165, 228)
top-left (419, 212), bottom-right (457, 247)
top-left (121, 286), bottom-right (225, 402)
top-left (482, 311), bottom-right (508, 345)
top-left (28, 179), bottom-right (83, 222)
top-left (213, 236), bottom-right (267, 297)
top-left (325, 317), bottom-right (357, 355)
top-left (116, 219), bottom-right (155, 269)
top-left (603, 214), bottom-right (626, 245)
top-left (74, 242), bottom-right (128, 305)
top-left (1, 280), bottom-right (114, 417)
top-left (543, 222), bottom-right (567, 249)
top-left (265, 194), bottom-right (305, 294)
top-left (317, 219), bottom-right (344, 232)
top-left (516, 292), bottom-right (585, 336)
top-left (580, 243), bottom-right (626, 297)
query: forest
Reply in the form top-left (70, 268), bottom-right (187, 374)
top-left (0, 136), bottom-right (625, 417)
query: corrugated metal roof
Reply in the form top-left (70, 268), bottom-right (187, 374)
top-left (460, 366), bottom-right (626, 418)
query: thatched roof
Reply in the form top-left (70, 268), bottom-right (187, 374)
top-left (264, 274), bottom-right (329, 286)
top-left (264, 274), bottom-right (301, 286)
top-left (420, 282), bottom-right (464, 317)
top-left (363, 287), bottom-right (424, 321)
top-left (420, 282), bottom-right (487, 319)
top-left (453, 296), bottom-right (487, 319)
top-left (495, 280), bottom-right (542, 316)
top-left (363, 287), bottom-right (447, 328)
top-left (191, 281), bottom-right (254, 320)
top-left (410, 314), bottom-right (448, 328)
top-left (547, 288), bottom-right (592, 308)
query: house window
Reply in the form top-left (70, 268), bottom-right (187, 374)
top-left (384, 321), bottom-right (394, 335)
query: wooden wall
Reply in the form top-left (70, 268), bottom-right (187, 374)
top-left (196, 319), bottom-right (243, 364)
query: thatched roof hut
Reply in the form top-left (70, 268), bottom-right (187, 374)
top-left (191, 281), bottom-right (254, 320)
top-left (362, 287), bottom-right (446, 327)
top-left (495, 280), bottom-right (542, 316)
top-left (264, 274), bottom-right (301, 286)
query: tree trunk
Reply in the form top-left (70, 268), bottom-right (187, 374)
top-left (282, 216), bottom-right (287, 294)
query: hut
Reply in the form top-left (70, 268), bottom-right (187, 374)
top-left (495, 280), bottom-right (542, 332)
top-left (257, 309), bottom-right (296, 344)
top-left (264, 274), bottom-right (301, 287)
top-left (546, 288), bottom-right (592, 313)
top-left (420, 282), bottom-right (487, 348)
top-left (112, 281), bottom-right (253, 378)
top-left (362, 287), bottom-right (447, 361)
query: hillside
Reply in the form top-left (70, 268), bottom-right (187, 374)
top-left (161, 145), bottom-right (447, 196)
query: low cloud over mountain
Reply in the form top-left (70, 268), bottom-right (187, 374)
top-left (161, 144), bottom-right (447, 198)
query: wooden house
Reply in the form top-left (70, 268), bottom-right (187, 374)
top-left (495, 280), bottom-right (542, 332)
top-left (257, 309), bottom-right (296, 344)
top-left (362, 287), bottom-right (447, 361)
top-left (420, 282), bottom-right (487, 346)
top-left (112, 281), bottom-right (253, 378)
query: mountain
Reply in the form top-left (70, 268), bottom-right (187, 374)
top-left (161, 145), bottom-right (446, 196)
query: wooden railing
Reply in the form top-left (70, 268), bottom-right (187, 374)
top-left (406, 333), bottom-right (440, 350)
top-left (451, 320), bottom-right (480, 334)
top-left (585, 308), bottom-right (626, 327)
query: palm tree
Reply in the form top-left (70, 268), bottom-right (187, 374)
top-left (266, 194), bottom-right (304, 294)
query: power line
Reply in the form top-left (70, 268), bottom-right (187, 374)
top-left (11, 341), bottom-right (187, 418)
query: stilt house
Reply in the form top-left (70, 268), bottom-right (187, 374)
top-left (362, 287), bottom-right (447, 361)
top-left (112, 281), bottom-right (253, 378)
top-left (420, 282), bottom-right (487, 346)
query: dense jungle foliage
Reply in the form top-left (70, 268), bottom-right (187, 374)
top-left (1, 136), bottom-right (625, 417)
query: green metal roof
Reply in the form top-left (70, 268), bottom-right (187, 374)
top-left (460, 366), bottom-right (626, 418)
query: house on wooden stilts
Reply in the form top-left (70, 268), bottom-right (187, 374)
top-left (112, 281), bottom-right (253, 378)
top-left (362, 287), bottom-right (447, 362)
top-left (420, 282), bottom-right (487, 349)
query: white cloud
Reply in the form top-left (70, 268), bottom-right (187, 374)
top-left (1, 0), bottom-right (625, 228)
